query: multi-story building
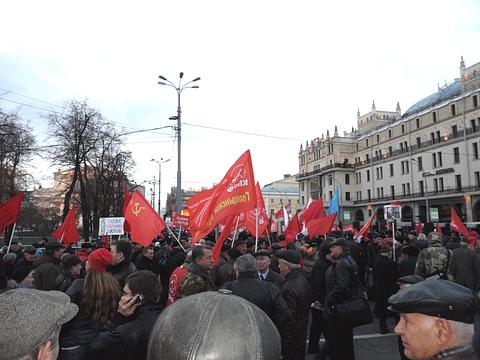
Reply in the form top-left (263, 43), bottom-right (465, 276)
top-left (262, 175), bottom-right (300, 216)
top-left (298, 57), bottom-right (480, 228)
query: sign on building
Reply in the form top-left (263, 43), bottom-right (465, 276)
top-left (343, 210), bottom-right (351, 222)
top-left (430, 208), bottom-right (439, 222)
top-left (99, 217), bottom-right (125, 236)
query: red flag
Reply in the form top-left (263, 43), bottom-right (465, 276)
top-left (274, 207), bottom-right (284, 220)
top-left (243, 182), bottom-right (269, 237)
top-left (450, 207), bottom-right (470, 238)
top-left (125, 191), bottom-right (167, 246)
top-left (285, 213), bottom-right (302, 243)
top-left (300, 198), bottom-right (325, 223)
top-left (212, 215), bottom-right (236, 265)
top-left (435, 223), bottom-right (443, 235)
top-left (0, 192), bottom-right (24, 234)
top-left (51, 206), bottom-right (80, 245)
top-left (122, 187), bottom-right (132, 233)
top-left (343, 224), bottom-right (354, 232)
top-left (187, 150), bottom-right (256, 244)
top-left (355, 213), bottom-right (376, 239)
top-left (416, 223), bottom-right (424, 234)
top-left (306, 213), bottom-right (337, 237)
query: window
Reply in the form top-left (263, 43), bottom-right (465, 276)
top-left (388, 129), bottom-right (392, 138)
top-left (377, 188), bottom-right (380, 198)
top-left (419, 181), bottom-right (424, 196)
top-left (402, 184), bottom-right (406, 196)
top-left (417, 156), bottom-right (423, 171)
top-left (366, 154), bottom-right (370, 162)
top-left (404, 141), bottom-right (408, 152)
top-left (439, 178), bottom-right (444, 192)
top-left (388, 146), bottom-right (393, 156)
top-left (400, 142), bottom-right (404, 153)
top-left (380, 166), bottom-right (383, 179)
top-left (377, 134), bottom-right (380, 143)
top-left (390, 163), bottom-right (394, 177)
top-left (452, 125), bottom-right (458, 138)
top-left (436, 131), bottom-right (441, 143)
top-left (367, 170), bottom-right (370, 182)
top-left (456, 175), bottom-right (462, 191)
top-left (474, 143), bottom-right (479, 159)
top-left (367, 189), bottom-right (371, 201)
top-left (301, 182), bottom-right (305, 191)
top-left (433, 111), bottom-right (437, 123)
top-left (454, 147), bottom-right (460, 163)
top-left (416, 137), bottom-right (421, 149)
top-left (416, 118), bottom-right (420, 128)
top-left (434, 179), bottom-right (438, 193)
top-left (451, 104), bottom-right (456, 116)
top-left (431, 132), bottom-right (435, 144)
top-left (471, 119), bottom-right (478, 132)
top-left (438, 152), bottom-right (443, 167)
top-left (345, 174), bottom-right (350, 185)
top-left (401, 160), bottom-right (409, 174)
top-left (366, 139), bottom-right (369, 147)
top-left (475, 171), bottom-right (480, 187)
top-left (474, 95), bottom-right (478, 108)
top-left (271, 198), bottom-right (274, 204)
top-left (391, 185), bottom-right (395, 198)
top-left (301, 196), bottom-right (305, 205)
top-left (328, 176), bottom-right (333, 185)
top-left (407, 183), bottom-right (410, 195)
top-left (329, 191), bottom-right (333, 200)
top-left (433, 153), bottom-right (437, 168)
top-left (356, 143), bottom-right (359, 150)
top-left (345, 192), bottom-right (350, 201)
top-left (359, 173), bottom-right (362, 183)
top-left (401, 124), bottom-right (405, 134)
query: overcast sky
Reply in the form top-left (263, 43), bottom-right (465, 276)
top-left (1, 0), bottom-right (479, 208)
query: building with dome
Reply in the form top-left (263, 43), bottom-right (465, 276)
top-left (298, 57), bottom-right (480, 229)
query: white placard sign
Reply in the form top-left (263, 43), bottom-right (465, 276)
top-left (99, 217), bottom-right (125, 236)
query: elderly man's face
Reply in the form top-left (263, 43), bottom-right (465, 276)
top-left (196, 248), bottom-right (214, 271)
top-left (395, 313), bottom-right (439, 360)
top-left (278, 259), bottom-right (290, 276)
top-left (256, 255), bottom-right (270, 272)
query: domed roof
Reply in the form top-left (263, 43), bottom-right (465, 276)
top-left (403, 79), bottom-right (462, 118)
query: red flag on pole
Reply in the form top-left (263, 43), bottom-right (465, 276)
top-left (122, 187), bottom-right (132, 233)
top-left (435, 223), bottom-right (443, 234)
top-left (0, 192), bottom-right (24, 234)
top-left (125, 191), bottom-right (167, 247)
top-left (300, 198), bottom-right (325, 223)
top-left (244, 182), bottom-right (268, 237)
top-left (51, 206), bottom-right (80, 245)
top-left (274, 207), bottom-right (284, 221)
top-left (416, 223), bottom-right (424, 234)
top-left (285, 213), bottom-right (302, 243)
top-left (187, 150), bottom-right (256, 244)
top-left (212, 215), bottom-right (236, 265)
top-left (450, 206), bottom-right (470, 238)
top-left (355, 213), bottom-right (376, 240)
top-left (306, 213), bottom-right (337, 237)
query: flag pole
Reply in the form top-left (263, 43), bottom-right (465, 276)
top-left (392, 220), bottom-right (396, 262)
top-left (166, 226), bottom-right (186, 252)
top-left (178, 225), bottom-right (182, 239)
top-left (6, 223), bottom-right (17, 254)
top-left (255, 208), bottom-right (259, 253)
top-left (60, 229), bottom-right (66, 243)
top-left (231, 216), bottom-right (240, 248)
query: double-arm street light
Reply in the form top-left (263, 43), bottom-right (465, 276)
top-left (150, 158), bottom-right (171, 216)
top-left (157, 72), bottom-right (200, 214)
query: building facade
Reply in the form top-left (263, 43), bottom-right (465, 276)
top-left (262, 175), bottom-right (300, 216)
top-left (298, 58), bottom-right (480, 228)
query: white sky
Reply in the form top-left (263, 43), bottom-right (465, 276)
top-left (1, 0), bottom-right (479, 209)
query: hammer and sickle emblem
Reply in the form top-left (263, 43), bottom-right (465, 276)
top-left (131, 202), bottom-right (144, 217)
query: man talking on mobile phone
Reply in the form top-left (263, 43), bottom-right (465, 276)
top-left (88, 270), bottom-right (163, 360)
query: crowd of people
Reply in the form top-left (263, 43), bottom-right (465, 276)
top-left (0, 225), bottom-right (479, 360)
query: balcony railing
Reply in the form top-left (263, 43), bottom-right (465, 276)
top-left (353, 185), bottom-right (480, 205)
top-left (297, 162), bottom-right (354, 179)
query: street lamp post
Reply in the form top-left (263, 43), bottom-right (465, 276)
top-left (411, 158), bottom-right (431, 223)
top-left (151, 158), bottom-right (171, 216)
top-left (157, 72), bottom-right (200, 214)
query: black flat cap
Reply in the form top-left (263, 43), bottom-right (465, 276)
top-left (276, 250), bottom-right (300, 265)
top-left (46, 240), bottom-right (65, 250)
top-left (328, 237), bottom-right (346, 248)
top-left (397, 275), bottom-right (424, 286)
top-left (388, 280), bottom-right (477, 324)
top-left (253, 249), bottom-right (271, 258)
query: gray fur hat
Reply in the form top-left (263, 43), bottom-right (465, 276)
top-left (0, 289), bottom-right (78, 360)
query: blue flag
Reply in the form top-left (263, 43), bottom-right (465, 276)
top-left (327, 188), bottom-right (339, 215)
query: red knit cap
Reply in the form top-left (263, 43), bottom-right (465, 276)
top-left (87, 248), bottom-right (113, 272)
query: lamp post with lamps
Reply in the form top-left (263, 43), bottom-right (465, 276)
top-left (151, 158), bottom-right (171, 216)
top-left (157, 72), bottom-right (200, 213)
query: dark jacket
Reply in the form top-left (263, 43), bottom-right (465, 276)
top-left (428, 345), bottom-right (477, 360)
top-left (55, 268), bottom-right (78, 293)
top-left (281, 268), bottom-right (312, 353)
top-left (88, 304), bottom-right (163, 360)
top-left (448, 245), bottom-right (480, 291)
top-left (33, 254), bottom-right (62, 291)
top-left (325, 253), bottom-right (360, 314)
top-left (222, 272), bottom-right (290, 331)
top-left (61, 279), bottom-right (101, 348)
top-left (366, 242), bottom-right (380, 269)
top-left (398, 255), bottom-right (418, 277)
top-left (109, 260), bottom-right (137, 287)
top-left (310, 255), bottom-right (332, 304)
top-left (134, 254), bottom-right (158, 274)
top-left (179, 262), bottom-right (215, 298)
top-left (373, 254), bottom-right (399, 315)
top-left (264, 269), bottom-right (285, 289)
top-left (16, 257), bottom-right (34, 271)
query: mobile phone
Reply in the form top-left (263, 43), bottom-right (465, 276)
top-left (132, 295), bottom-right (144, 305)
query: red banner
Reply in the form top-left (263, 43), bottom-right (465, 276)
top-left (300, 198), bottom-right (325, 223)
top-left (122, 187), bottom-right (132, 233)
top-left (355, 213), bottom-right (376, 240)
top-left (307, 213), bottom-right (337, 237)
top-left (173, 215), bottom-right (189, 228)
top-left (51, 206), bottom-right (80, 245)
top-left (187, 150), bottom-right (257, 244)
top-left (0, 192), bottom-right (24, 234)
top-left (243, 182), bottom-right (268, 237)
top-left (450, 206), bottom-right (470, 238)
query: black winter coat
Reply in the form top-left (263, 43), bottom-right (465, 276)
top-left (398, 255), bottom-right (418, 277)
top-left (281, 268), bottom-right (312, 353)
top-left (449, 246), bottom-right (480, 291)
top-left (264, 269), bottom-right (284, 289)
top-left (373, 254), bottom-right (399, 315)
top-left (310, 255), bottom-right (332, 304)
top-left (88, 304), bottom-right (163, 360)
top-left (108, 260), bottom-right (137, 287)
top-left (33, 254), bottom-right (62, 291)
top-left (55, 269), bottom-right (78, 292)
top-left (222, 272), bottom-right (290, 331)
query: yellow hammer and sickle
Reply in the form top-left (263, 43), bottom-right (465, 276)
top-left (131, 202), bottom-right (144, 217)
